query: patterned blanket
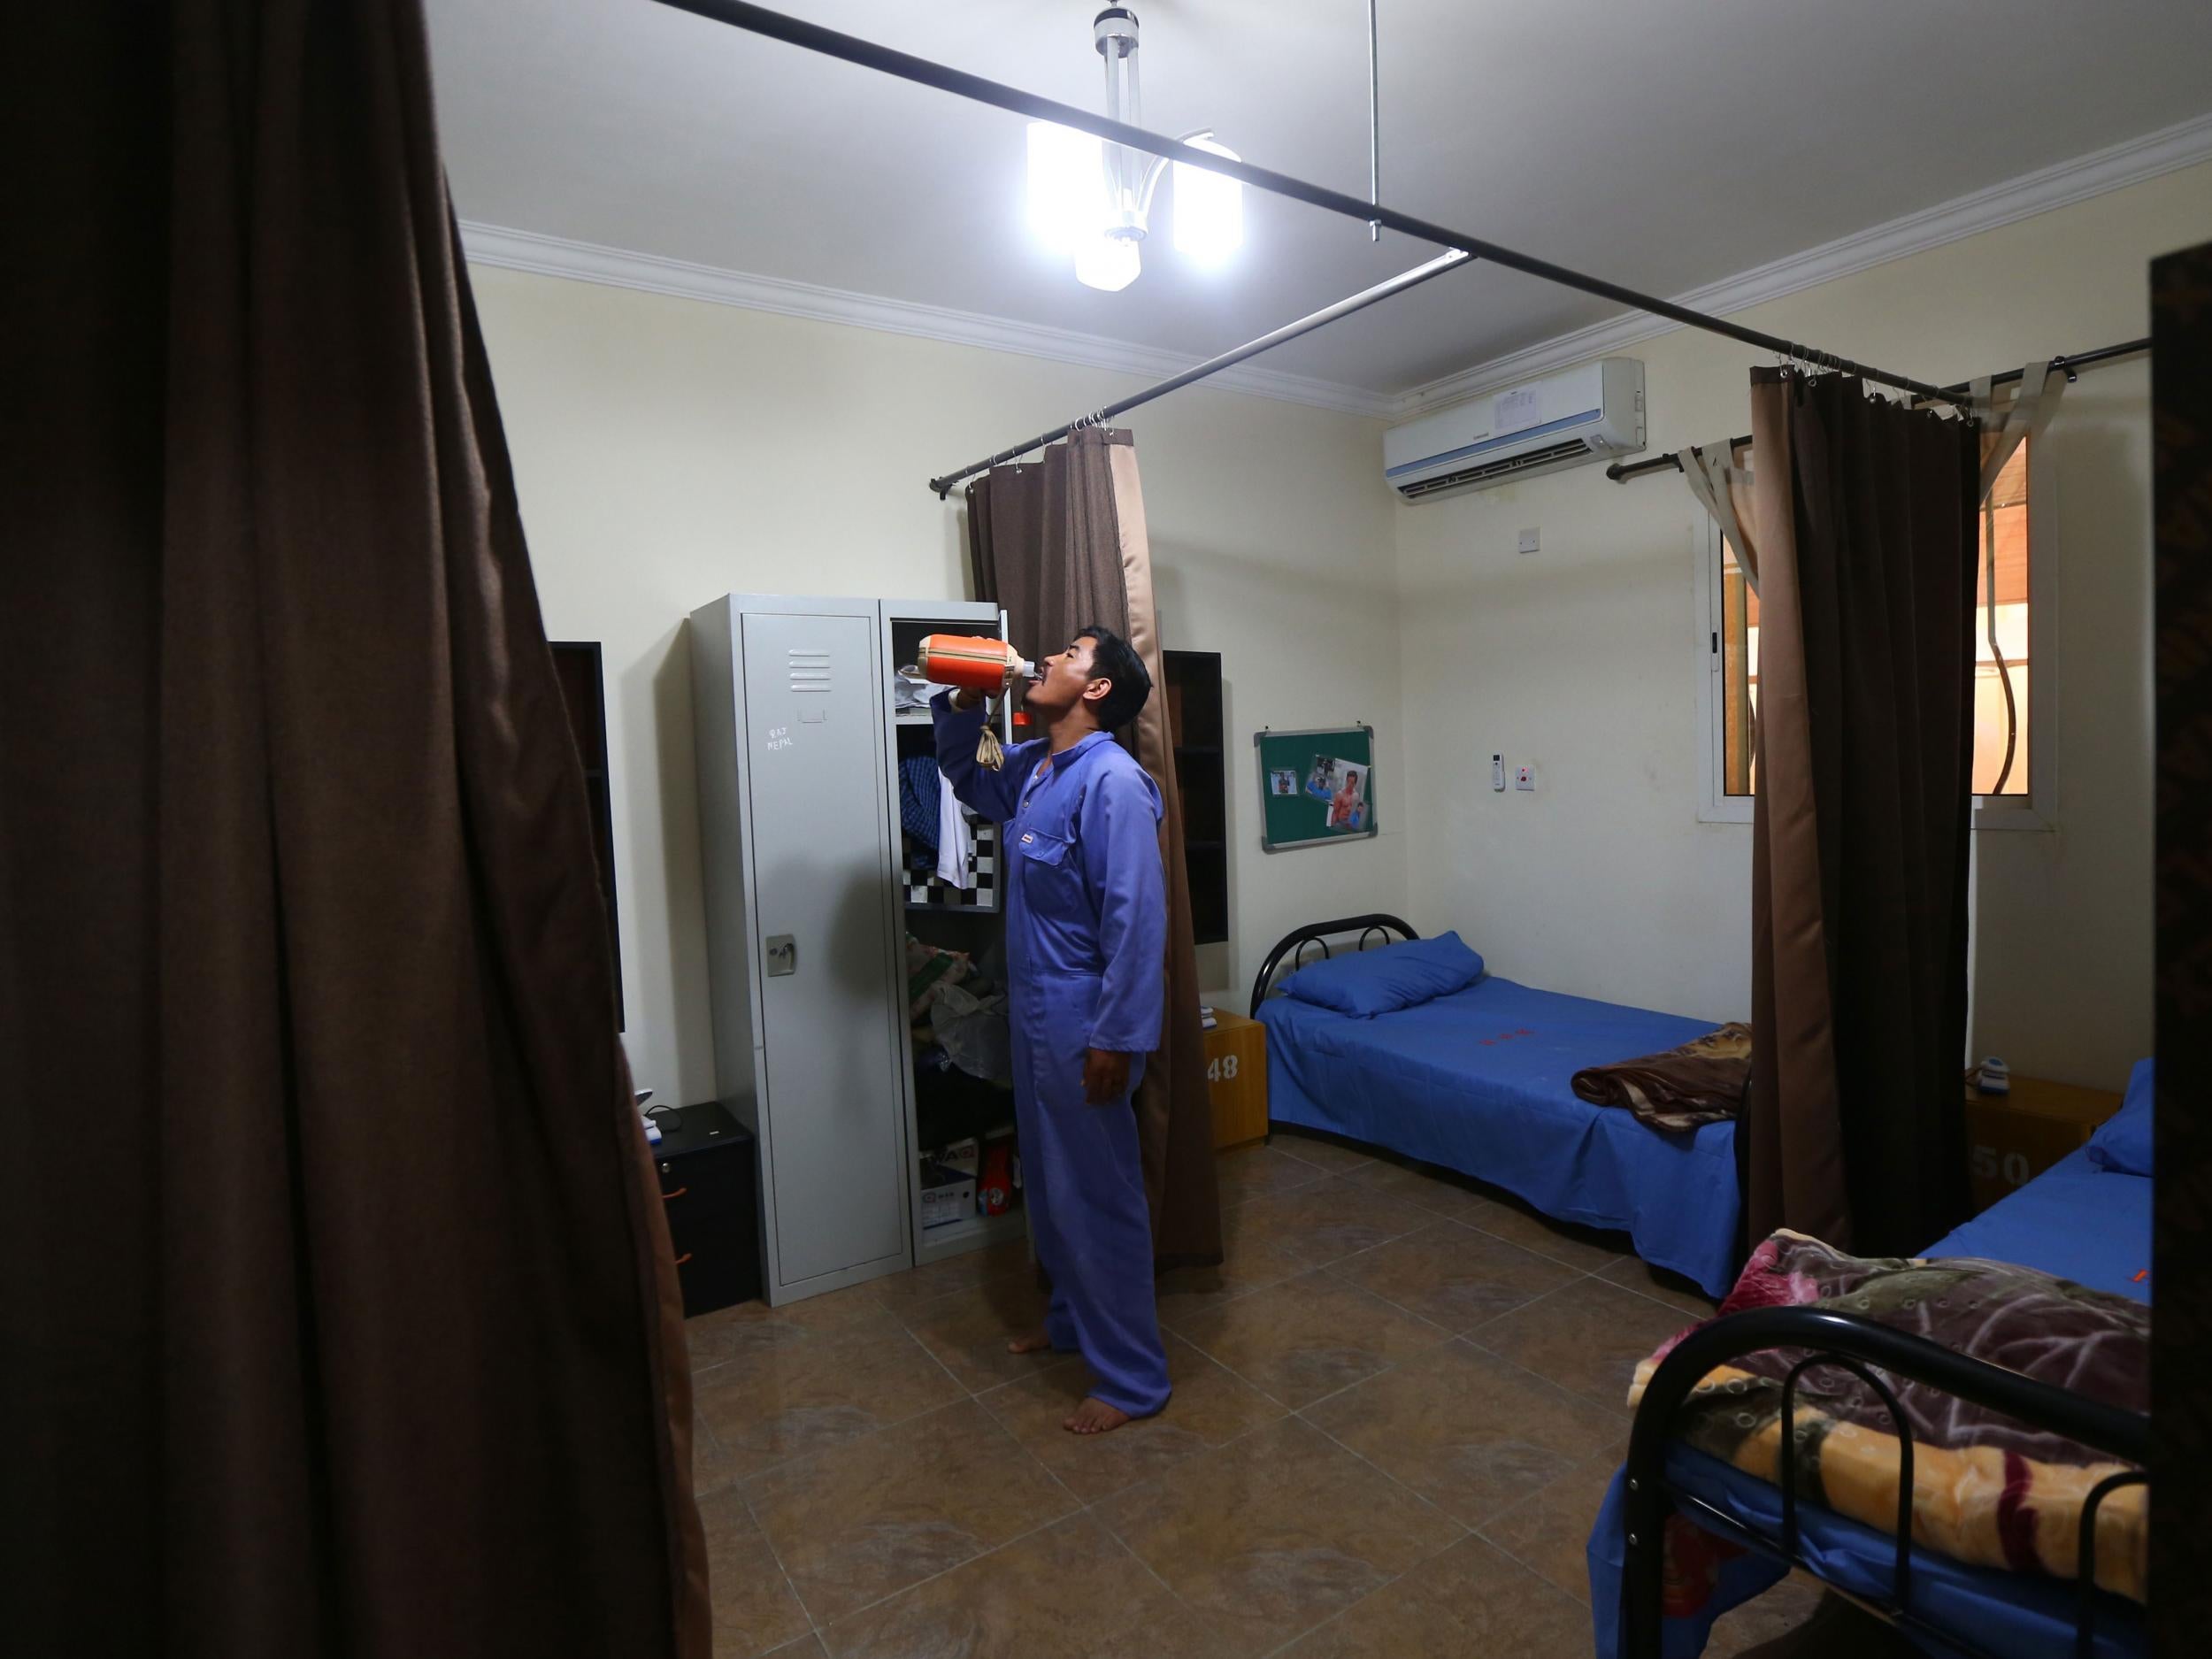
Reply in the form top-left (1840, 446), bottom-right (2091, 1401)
top-left (1630, 1232), bottom-right (2149, 1602)
top-left (1571, 1022), bottom-right (1751, 1132)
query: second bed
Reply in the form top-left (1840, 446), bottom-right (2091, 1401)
top-left (1252, 915), bottom-right (1742, 1299)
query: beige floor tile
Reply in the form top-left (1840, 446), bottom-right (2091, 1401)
top-left (1171, 1271), bottom-right (1448, 1409)
top-left (1471, 1278), bottom-right (1689, 1415)
top-left (693, 1420), bottom-right (744, 1499)
top-left (1326, 1219), bottom-right (1584, 1332)
top-left (1087, 1595), bottom-right (1278, 1659)
top-left (893, 1274), bottom-right (1061, 1394)
top-left (869, 1236), bottom-right (1034, 1310)
top-left (698, 1487), bottom-right (811, 1659)
top-left (1304, 1340), bottom-right (1624, 1528)
top-left (977, 1334), bottom-right (1286, 1503)
top-left (1154, 1236), bottom-right (1310, 1334)
top-left (818, 1513), bottom-right (1175, 1659)
top-left (693, 1321), bottom-right (968, 1479)
top-left (742, 1398), bottom-right (1076, 1624)
top-left (1349, 1162), bottom-right (1507, 1226)
top-left (1600, 1253), bottom-right (1723, 1318)
top-left (1466, 1200), bottom-right (1637, 1271)
top-left (1095, 1417), bottom-right (1463, 1653)
top-left (1270, 1133), bottom-right (1378, 1177)
top-left (1214, 1144), bottom-right (1333, 1206)
top-left (1477, 1447), bottom-right (1629, 1601)
top-left (1276, 1533), bottom-right (1591, 1659)
top-left (687, 1281), bottom-right (903, 1371)
top-left (1228, 1179), bottom-right (1431, 1271)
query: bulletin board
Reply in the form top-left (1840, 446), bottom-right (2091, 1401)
top-left (1254, 726), bottom-right (1378, 852)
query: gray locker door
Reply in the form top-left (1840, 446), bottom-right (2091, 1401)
top-left (740, 610), bottom-right (906, 1286)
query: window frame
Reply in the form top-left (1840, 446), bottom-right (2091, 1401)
top-left (1694, 518), bottom-right (1754, 826)
top-left (1691, 445), bottom-right (2055, 833)
top-left (1969, 431), bottom-right (2055, 832)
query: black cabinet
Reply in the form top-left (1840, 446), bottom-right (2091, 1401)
top-left (1163, 649), bottom-right (1228, 945)
top-left (651, 1102), bottom-right (761, 1317)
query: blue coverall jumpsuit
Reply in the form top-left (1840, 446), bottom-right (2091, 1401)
top-left (933, 695), bottom-right (1173, 1417)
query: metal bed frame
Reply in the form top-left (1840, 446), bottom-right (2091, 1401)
top-left (1246, 911), bottom-right (1419, 1018)
top-left (1621, 1305), bottom-right (2153, 1659)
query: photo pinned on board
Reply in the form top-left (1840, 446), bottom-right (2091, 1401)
top-left (1269, 768), bottom-right (1298, 797)
top-left (1312, 757), bottom-right (1367, 831)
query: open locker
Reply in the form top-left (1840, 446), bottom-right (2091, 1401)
top-left (881, 599), bottom-right (1027, 1269)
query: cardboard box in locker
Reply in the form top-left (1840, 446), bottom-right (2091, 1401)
top-left (1962, 1071), bottom-right (2121, 1216)
top-left (1203, 1008), bottom-right (1270, 1150)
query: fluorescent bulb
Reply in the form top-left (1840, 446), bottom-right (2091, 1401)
top-left (1076, 233), bottom-right (1141, 292)
top-left (1172, 137), bottom-right (1243, 265)
top-left (1026, 121), bottom-right (1105, 255)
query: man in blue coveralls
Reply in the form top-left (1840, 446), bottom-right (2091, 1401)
top-left (934, 626), bottom-right (1171, 1434)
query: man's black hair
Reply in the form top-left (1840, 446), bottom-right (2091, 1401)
top-left (1074, 624), bottom-right (1151, 732)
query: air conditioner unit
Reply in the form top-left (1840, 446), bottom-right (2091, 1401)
top-left (1385, 357), bottom-right (1645, 502)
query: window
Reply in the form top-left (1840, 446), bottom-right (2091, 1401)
top-left (1694, 520), bottom-right (1757, 825)
top-left (1973, 442), bottom-right (2030, 799)
top-left (1695, 434), bottom-right (2043, 826)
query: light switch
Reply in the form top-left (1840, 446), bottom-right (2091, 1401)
top-left (1517, 527), bottom-right (1540, 555)
top-left (1515, 764), bottom-right (1536, 792)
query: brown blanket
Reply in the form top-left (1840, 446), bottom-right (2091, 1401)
top-left (1631, 1231), bottom-right (2149, 1601)
top-left (1572, 1021), bottom-right (1751, 1131)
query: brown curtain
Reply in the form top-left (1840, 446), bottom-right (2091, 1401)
top-left (1745, 372), bottom-right (1978, 1256)
top-left (2, 5), bottom-right (708, 1655)
top-left (965, 428), bottom-right (1225, 1270)
top-left (2149, 234), bottom-right (2212, 1653)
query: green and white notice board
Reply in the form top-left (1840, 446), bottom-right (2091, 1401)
top-left (1255, 726), bottom-right (1377, 852)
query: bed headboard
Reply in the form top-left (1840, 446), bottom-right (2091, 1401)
top-left (1248, 914), bottom-right (1421, 1018)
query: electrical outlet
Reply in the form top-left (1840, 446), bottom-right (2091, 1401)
top-left (1515, 764), bottom-right (1536, 792)
top-left (1517, 526), bottom-right (1540, 555)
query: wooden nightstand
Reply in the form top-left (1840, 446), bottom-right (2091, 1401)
top-left (1962, 1071), bottom-right (2123, 1215)
top-left (1203, 1009), bottom-right (1270, 1150)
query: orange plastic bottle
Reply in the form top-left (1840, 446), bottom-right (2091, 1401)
top-left (910, 634), bottom-right (1037, 693)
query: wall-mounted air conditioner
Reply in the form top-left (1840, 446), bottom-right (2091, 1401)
top-left (1385, 357), bottom-right (1645, 502)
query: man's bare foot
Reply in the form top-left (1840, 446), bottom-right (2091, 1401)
top-left (1007, 1330), bottom-right (1055, 1355)
top-left (1064, 1397), bottom-right (1132, 1435)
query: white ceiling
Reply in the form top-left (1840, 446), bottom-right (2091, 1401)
top-left (427, 0), bottom-right (2212, 397)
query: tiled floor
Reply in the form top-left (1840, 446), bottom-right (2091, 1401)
top-left (686, 1132), bottom-right (1826, 1658)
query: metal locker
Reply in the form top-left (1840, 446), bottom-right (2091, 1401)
top-left (690, 595), bottom-right (911, 1303)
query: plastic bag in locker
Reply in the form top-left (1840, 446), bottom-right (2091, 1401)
top-left (930, 981), bottom-right (1013, 1087)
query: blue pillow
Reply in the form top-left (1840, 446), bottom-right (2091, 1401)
top-left (1278, 932), bottom-right (1486, 1017)
top-left (2086, 1059), bottom-right (2154, 1176)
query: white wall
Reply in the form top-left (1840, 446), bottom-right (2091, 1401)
top-left (471, 268), bottom-right (1407, 1102)
top-left (476, 155), bottom-right (2204, 1103)
top-left (1394, 159), bottom-right (2212, 1090)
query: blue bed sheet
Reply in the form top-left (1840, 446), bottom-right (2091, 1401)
top-left (1586, 1148), bottom-right (2154, 1659)
top-left (1924, 1146), bottom-right (2152, 1302)
top-left (1258, 976), bottom-right (1741, 1298)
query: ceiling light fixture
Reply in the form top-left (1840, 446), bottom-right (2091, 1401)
top-left (1025, 7), bottom-right (1242, 291)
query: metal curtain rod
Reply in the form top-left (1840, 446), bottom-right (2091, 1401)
top-left (649, 0), bottom-right (1970, 415)
top-left (1602, 335), bottom-right (2152, 483)
top-left (1366, 0), bottom-right (1380, 242)
top-left (926, 250), bottom-right (1471, 497)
